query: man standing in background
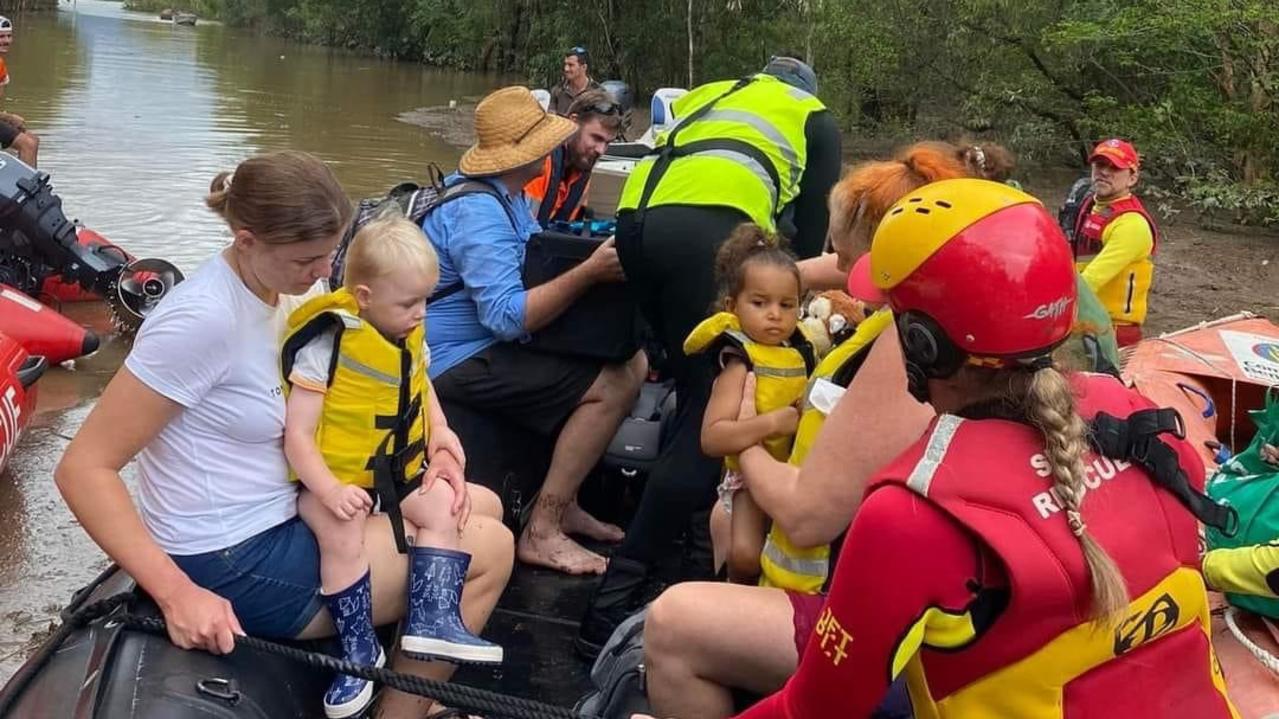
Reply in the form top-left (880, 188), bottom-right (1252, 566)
top-left (549, 46), bottom-right (602, 116)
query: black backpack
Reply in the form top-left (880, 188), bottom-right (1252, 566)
top-left (575, 608), bottom-right (652, 719)
top-left (330, 165), bottom-right (519, 303)
top-left (1057, 175), bottom-right (1093, 244)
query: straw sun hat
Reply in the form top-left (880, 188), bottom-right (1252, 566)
top-left (459, 86), bottom-right (579, 177)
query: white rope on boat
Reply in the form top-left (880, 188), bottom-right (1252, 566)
top-left (1224, 606), bottom-right (1279, 676)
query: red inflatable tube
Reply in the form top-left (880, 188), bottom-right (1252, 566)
top-left (0, 284), bottom-right (99, 363)
top-left (38, 227), bottom-right (134, 303)
top-left (0, 331), bottom-right (43, 475)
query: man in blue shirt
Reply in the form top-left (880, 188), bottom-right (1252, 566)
top-left (425, 86), bottom-right (646, 576)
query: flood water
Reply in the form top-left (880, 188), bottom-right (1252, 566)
top-left (0, 0), bottom-right (506, 680)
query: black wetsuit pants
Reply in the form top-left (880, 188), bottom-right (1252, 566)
top-left (614, 205), bottom-right (748, 568)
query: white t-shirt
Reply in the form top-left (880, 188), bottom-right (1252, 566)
top-left (126, 253), bottom-right (303, 556)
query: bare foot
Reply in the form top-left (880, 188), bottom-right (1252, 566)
top-left (517, 524), bottom-right (608, 575)
top-left (563, 502), bottom-right (625, 543)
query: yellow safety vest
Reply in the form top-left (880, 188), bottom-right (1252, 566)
top-left (282, 288), bottom-right (429, 489)
top-left (758, 310), bottom-right (894, 593)
top-left (617, 74), bottom-right (826, 232)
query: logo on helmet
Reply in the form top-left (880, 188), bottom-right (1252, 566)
top-left (1024, 297), bottom-right (1073, 321)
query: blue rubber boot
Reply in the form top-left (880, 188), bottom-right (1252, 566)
top-left (401, 547), bottom-right (503, 665)
top-left (322, 570), bottom-right (386, 719)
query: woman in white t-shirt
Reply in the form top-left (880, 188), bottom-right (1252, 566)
top-left (55, 151), bottom-right (515, 715)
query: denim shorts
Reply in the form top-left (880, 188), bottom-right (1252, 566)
top-left (171, 516), bottom-right (323, 639)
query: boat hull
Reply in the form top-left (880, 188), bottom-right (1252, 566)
top-left (0, 332), bottom-right (42, 475)
top-left (0, 284), bottom-right (99, 364)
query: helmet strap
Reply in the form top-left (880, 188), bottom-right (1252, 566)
top-left (896, 311), bottom-right (967, 404)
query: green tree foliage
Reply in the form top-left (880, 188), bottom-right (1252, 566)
top-left (165, 0), bottom-right (1279, 223)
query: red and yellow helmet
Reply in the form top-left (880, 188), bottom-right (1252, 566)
top-left (870, 179), bottom-right (1077, 364)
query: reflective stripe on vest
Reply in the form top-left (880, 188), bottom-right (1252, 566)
top-left (282, 288), bottom-right (428, 490)
top-left (870, 373), bottom-right (1236, 719)
top-left (759, 534), bottom-right (830, 582)
top-left (905, 414), bottom-right (963, 496)
top-left (616, 74), bottom-right (825, 231)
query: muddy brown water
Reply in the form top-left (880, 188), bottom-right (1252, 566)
top-left (0, 0), bottom-right (508, 681)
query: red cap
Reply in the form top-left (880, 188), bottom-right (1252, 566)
top-left (1089, 139), bottom-right (1140, 170)
top-left (847, 253), bottom-right (885, 303)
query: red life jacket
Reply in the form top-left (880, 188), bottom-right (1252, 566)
top-left (867, 373), bottom-right (1236, 719)
top-left (1071, 194), bottom-right (1161, 260)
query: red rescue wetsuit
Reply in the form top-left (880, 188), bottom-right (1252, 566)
top-left (737, 373), bottom-right (1236, 719)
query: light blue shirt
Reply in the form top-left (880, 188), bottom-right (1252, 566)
top-left (423, 174), bottom-right (542, 378)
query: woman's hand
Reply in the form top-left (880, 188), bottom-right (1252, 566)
top-left (423, 450), bottom-right (472, 532)
top-left (427, 424), bottom-right (467, 472)
top-left (322, 483), bottom-right (373, 521)
top-left (737, 372), bottom-right (758, 421)
top-left (155, 580), bottom-right (245, 654)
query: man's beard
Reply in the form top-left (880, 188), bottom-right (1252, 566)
top-left (570, 148), bottom-right (596, 171)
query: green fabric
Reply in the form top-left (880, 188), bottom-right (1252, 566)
top-left (1206, 388), bottom-right (1279, 617)
top-left (1061, 273), bottom-right (1121, 373)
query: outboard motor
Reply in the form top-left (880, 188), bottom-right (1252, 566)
top-left (600, 80), bottom-right (634, 115)
top-left (0, 157), bottom-right (183, 332)
top-left (600, 80), bottom-right (635, 140)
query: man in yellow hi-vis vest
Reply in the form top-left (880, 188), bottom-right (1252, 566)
top-left (578, 55), bottom-right (841, 656)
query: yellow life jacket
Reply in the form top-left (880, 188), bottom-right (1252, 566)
top-left (281, 288), bottom-right (428, 490)
top-left (683, 311), bottom-right (814, 468)
top-left (758, 310), bottom-right (894, 593)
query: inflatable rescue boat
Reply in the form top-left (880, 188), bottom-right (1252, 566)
top-left (0, 331), bottom-right (44, 475)
top-left (0, 284), bottom-right (100, 364)
top-left (1122, 313), bottom-right (1279, 718)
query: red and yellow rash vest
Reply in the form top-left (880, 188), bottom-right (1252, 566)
top-left (281, 288), bottom-right (429, 489)
top-left (737, 373), bottom-right (1237, 719)
top-left (1072, 194), bottom-right (1159, 327)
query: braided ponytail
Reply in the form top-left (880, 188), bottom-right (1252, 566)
top-left (1021, 366), bottom-right (1127, 620)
